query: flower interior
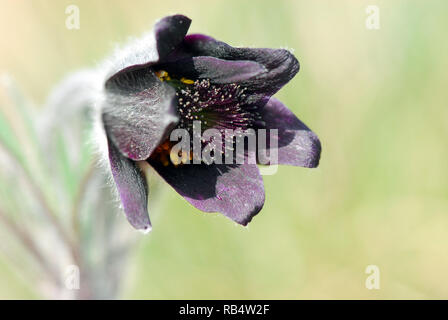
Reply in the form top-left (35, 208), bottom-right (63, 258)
top-left (149, 70), bottom-right (263, 166)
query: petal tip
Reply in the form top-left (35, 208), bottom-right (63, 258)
top-left (127, 214), bottom-right (152, 232)
top-left (155, 14), bottom-right (192, 58)
top-left (138, 223), bottom-right (153, 234)
top-left (235, 201), bottom-right (264, 227)
top-left (304, 133), bottom-right (322, 168)
top-left (280, 48), bottom-right (300, 76)
top-left (107, 138), bottom-right (152, 231)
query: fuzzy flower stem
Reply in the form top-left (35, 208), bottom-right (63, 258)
top-left (71, 159), bottom-right (96, 239)
top-left (0, 141), bottom-right (81, 267)
top-left (0, 208), bottom-right (60, 286)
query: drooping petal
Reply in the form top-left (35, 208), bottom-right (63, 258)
top-left (164, 33), bottom-right (299, 101)
top-left (155, 15), bottom-right (192, 60)
top-left (101, 15), bottom-right (193, 161)
top-left (103, 15), bottom-right (191, 80)
top-left (149, 161), bottom-right (265, 226)
top-left (102, 68), bottom-right (178, 161)
top-left (107, 138), bottom-right (151, 231)
top-left (258, 97), bottom-right (321, 168)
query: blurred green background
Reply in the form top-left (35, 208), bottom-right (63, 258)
top-left (1, 0), bottom-right (447, 299)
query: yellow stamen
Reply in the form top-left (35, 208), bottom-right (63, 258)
top-left (170, 152), bottom-right (182, 166)
top-left (180, 77), bottom-right (194, 85)
top-left (155, 70), bottom-right (171, 82)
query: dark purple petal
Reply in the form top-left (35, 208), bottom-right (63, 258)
top-left (103, 68), bottom-right (178, 161)
top-left (103, 15), bottom-right (191, 81)
top-left (258, 97), bottom-right (321, 168)
top-left (155, 15), bottom-right (192, 60)
top-left (101, 15), bottom-right (192, 161)
top-left (149, 161), bottom-right (265, 226)
top-left (165, 33), bottom-right (299, 99)
top-left (157, 56), bottom-right (265, 85)
top-left (107, 138), bottom-right (151, 231)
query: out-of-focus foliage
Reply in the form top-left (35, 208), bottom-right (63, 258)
top-left (0, 0), bottom-right (447, 299)
top-left (0, 73), bottom-right (136, 299)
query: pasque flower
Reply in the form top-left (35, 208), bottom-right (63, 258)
top-left (100, 14), bottom-right (321, 231)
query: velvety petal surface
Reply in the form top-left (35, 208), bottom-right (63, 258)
top-left (258, 97), bottom-right (321, 168)
top-left (103, 68), bottom-right (178, 161)
top-left (157, 56), bottom-right (266, 85)
top-left (149, 161), bottom-right (265, 226)
top-left (164, 34), bottom-right (299, 102)
top-left (107, 138), bottom-right (151, 231)
top-left (155, 15), bottom-right (192, 59)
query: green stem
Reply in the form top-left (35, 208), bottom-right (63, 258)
top-left (0, 141), bottom-right (81, 267)
top-left (0, 208), bottom-right (60, 286)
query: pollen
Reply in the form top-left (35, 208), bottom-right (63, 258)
top-left (152, 77), bottom-right (261, 166)
top-left (150, 140), bottom-right (193, 167)
top-left (180, 77), bottom-right (195, 85)
top-left (150, 140), bottom-right (173, 166)
top-left (175, 79), bottom-right (257, 133)
top-left (155, 70), bottom-right (171, 82)
top-left (170, 150), bottom-right (191, 166)
top-left (170, 152), bottom-right (182, 166)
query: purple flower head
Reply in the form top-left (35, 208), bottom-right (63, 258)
top-left (100, 15), bottom-right (321, 232)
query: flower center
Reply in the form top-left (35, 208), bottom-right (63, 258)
top-left (151, 70), bottom-right (262, 166)
top-left (176, 79), bottom-right (254, 132)
top-left (156, 70), bottom-right (260, 133)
